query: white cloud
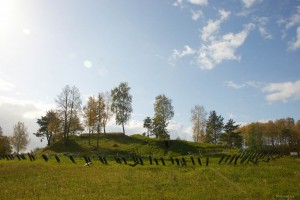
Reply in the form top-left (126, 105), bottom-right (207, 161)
top-left (191, 9), bottom-right (203, 21)
top-left (22, 28), bottom-right (31, 35)
top-left (225, 80), bottom-right (262, 90)
top-left (188, 0), bottom-right (207, 6)
top-left (198, 23), bottom-right (255, 70)
top-left (263, 80), bottom-right (300, 103)
top-left (169, 45), bottom-right (195, 65)
top-left (254, 16), bottom-right (272, 39)
top-left (0, 78), bottom-right (15, 91)
top-left (225, 80), bottom-right (300, 103)
top-left (288, 26), bottom-right (300, 51)
top-left (224, 81), bottom-right (246, 89)
top-left (241, 0), bottom-right (256, 9)
top-left (200, 9), bottom-right (231, 41)
top-left (285, 6), bottom-right (300, 29)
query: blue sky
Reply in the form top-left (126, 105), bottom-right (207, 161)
top-left (0, 0), bottom-right (299, 151)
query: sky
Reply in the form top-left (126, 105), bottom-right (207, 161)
top-left (0, 0), bottom-right (300, 151)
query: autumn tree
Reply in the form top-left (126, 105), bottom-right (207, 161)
top-left (152, 94), bottom-right (174, 139)
top-left (111, 82), bottom-right (133, 134)
top-left (95, 93), bottom-right (106, 148)
top-left (191, 105), bottom-right (207, 142)
top-left (83, 96), bottom-right (97, 145)
top-left (102, 91), bottom-right (113, 134)
top-left (220, 119), bottom-right (242, 148)
top-left (10, 122), bottom-right (29, 153)
top-left (205, 111), bottom-right (224, 144)
top-left (34, 110), bottom-right (61, 146)
top-left (0, 126), bottom-right (12, 155)
top-left (56, 85), bottom-right (82, 144)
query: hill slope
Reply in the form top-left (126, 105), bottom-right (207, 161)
top-left (41, 133), bottom-right (225, 157)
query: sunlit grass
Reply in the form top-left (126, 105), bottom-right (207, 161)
top-left (0, 157), bottom-right (299, 199)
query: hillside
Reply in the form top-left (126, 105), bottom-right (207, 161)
top-left (41, 133), bottom-right (225, 157)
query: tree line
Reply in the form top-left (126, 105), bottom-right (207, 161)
top-left (189, 105), bottom-right (300, 151)
top-left (0, 81), bottom-right (299, 153)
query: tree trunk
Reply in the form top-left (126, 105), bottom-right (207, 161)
top-left (88, 127), bottom-right (91, 146)
top-left (122, 123), bottom-right (125, 135)
top-left (103, 126), bottom-right (106, 134)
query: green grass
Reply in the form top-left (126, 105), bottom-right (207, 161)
top-left (40, 133), bottom-right (224, 157)
top-left (0, 156), bottom-right (299, 199)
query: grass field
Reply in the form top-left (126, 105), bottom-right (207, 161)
top-left (1, 156), bottom-right (299, 200)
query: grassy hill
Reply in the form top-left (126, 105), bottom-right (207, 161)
top-left (40, 132), bottom-right (225, 157)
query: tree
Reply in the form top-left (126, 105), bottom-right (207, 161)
top-left (143, 117), bottom-right (152, 137)
top-left (191, 105), bottom-right (207, 142)
top-left (34, 110), bottom-right (61, 146)
top-left (111, 82), bottom-right (133, 134)
top-left (0, 125), bottom-right (12, 155)
top-left (220, 119), bottom-right (242, 148)
top-left (152, 115), bottom-right (170, 139)
top-left (152, 94), bottom-right (174, 139)
top-left (95, 93), bottom-right (106, 148)
top-left (102, 91), bottom-right (113, 134)
top-left (10, 122), bottom-right (29, 153)
top-left (55, 85), bottom-right (82, 144)
top-left (205, 111), bottom-right (224, 144)
top-left (83, 96), bottom-right (97, 145)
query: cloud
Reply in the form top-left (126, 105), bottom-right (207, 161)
top-left (169, 45), bottom-right (195, 65)
top-left (198, 23), bottom-right (255, 70)
top-left (285, 6), bottom-right (300, 30)
top-left (0, 96), bottom-right (55, 151)
top-left (0, 78), bottom-right (15, 91)
top-left (225, 80), bottom-right (300, 103)
top-left (200, 9), bottom-right (231, 41)
top-left (263, 80), bottom-right (300, 103)
top-left (225, 80), bottom-right (262, 89)
top-left (191, 9), bottom-right (203, 21)
top-left (188, 0), bottom-right (207, 6)
top-left (254, 16), bottom-right (272, 39)
top-left (288, 26), bottom-right (300, 51)
top-left (241, 0), bottom-right (256, 9)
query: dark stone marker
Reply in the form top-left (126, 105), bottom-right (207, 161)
top-left (198, 157), bottom-right (202, 166)
top-left (55, 155), bottom-right (60, 163)
top-left (228, 155), bottom-right (236, 164)
top-left (234, 155), bottom-right (240, 165)
top-left (42, 154), bottom-right (49, 162)
top-left (149, 156), bottom-right (153, 165)
top-left (87, 157), bottom-right (92, 163)
top-left (99, 156), bottom-right (104, 164)
top-left (31, 154), bottom-right (36, 161)
top-left (219, 155), bottom-right (225, 164)
top-left (132, 157), bottom-right (137, 163)
top-left (175, 158), bottom-right (180, 165)
top-left (206, 157), bottom-right (209, 166)
top-left (161, 157), bottom-right (165, 166)
top-left (170, 157), bottom-right (174, 165)
top-left (182, 157), bottom-right (187, 166)
top-left (154, 158), bottom-right (159, 165)
top-left (69, 155), bottom-right (76, 164)
top-left (191, 156), bottom-right (195, 165)
top-left (28, 153), bottom-right (33, 161)
top-left (139, 158), bottom-right (143, 165)
top-left (20, 154), bottom-right (26, 160)
top-left (224, 155), bottom-right (231, 164)
top-left (5, 155), bottom-right (10, 160)
top-left (114, 157), bottom-right (119, 164)
top-left (16, 154), bottom-right (21, 161)
top-left (83, 155), bottom-right (89, 164)
top-left (104, 157), bottom-right (108, 165)
top-left (122, 157), bottom-right (128, 165)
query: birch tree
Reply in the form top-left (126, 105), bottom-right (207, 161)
top-left (10, 122), bottom-right (29, 153)
top-left (191, 105), bottom-right (207, 142)
top-left (111, 82), bottom-right (133, 134)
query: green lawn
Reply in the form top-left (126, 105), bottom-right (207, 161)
top-left (1, 156), bottom-right (299, 200)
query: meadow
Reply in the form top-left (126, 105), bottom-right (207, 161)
top-left (1, 134), bottom-right (300, 199)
